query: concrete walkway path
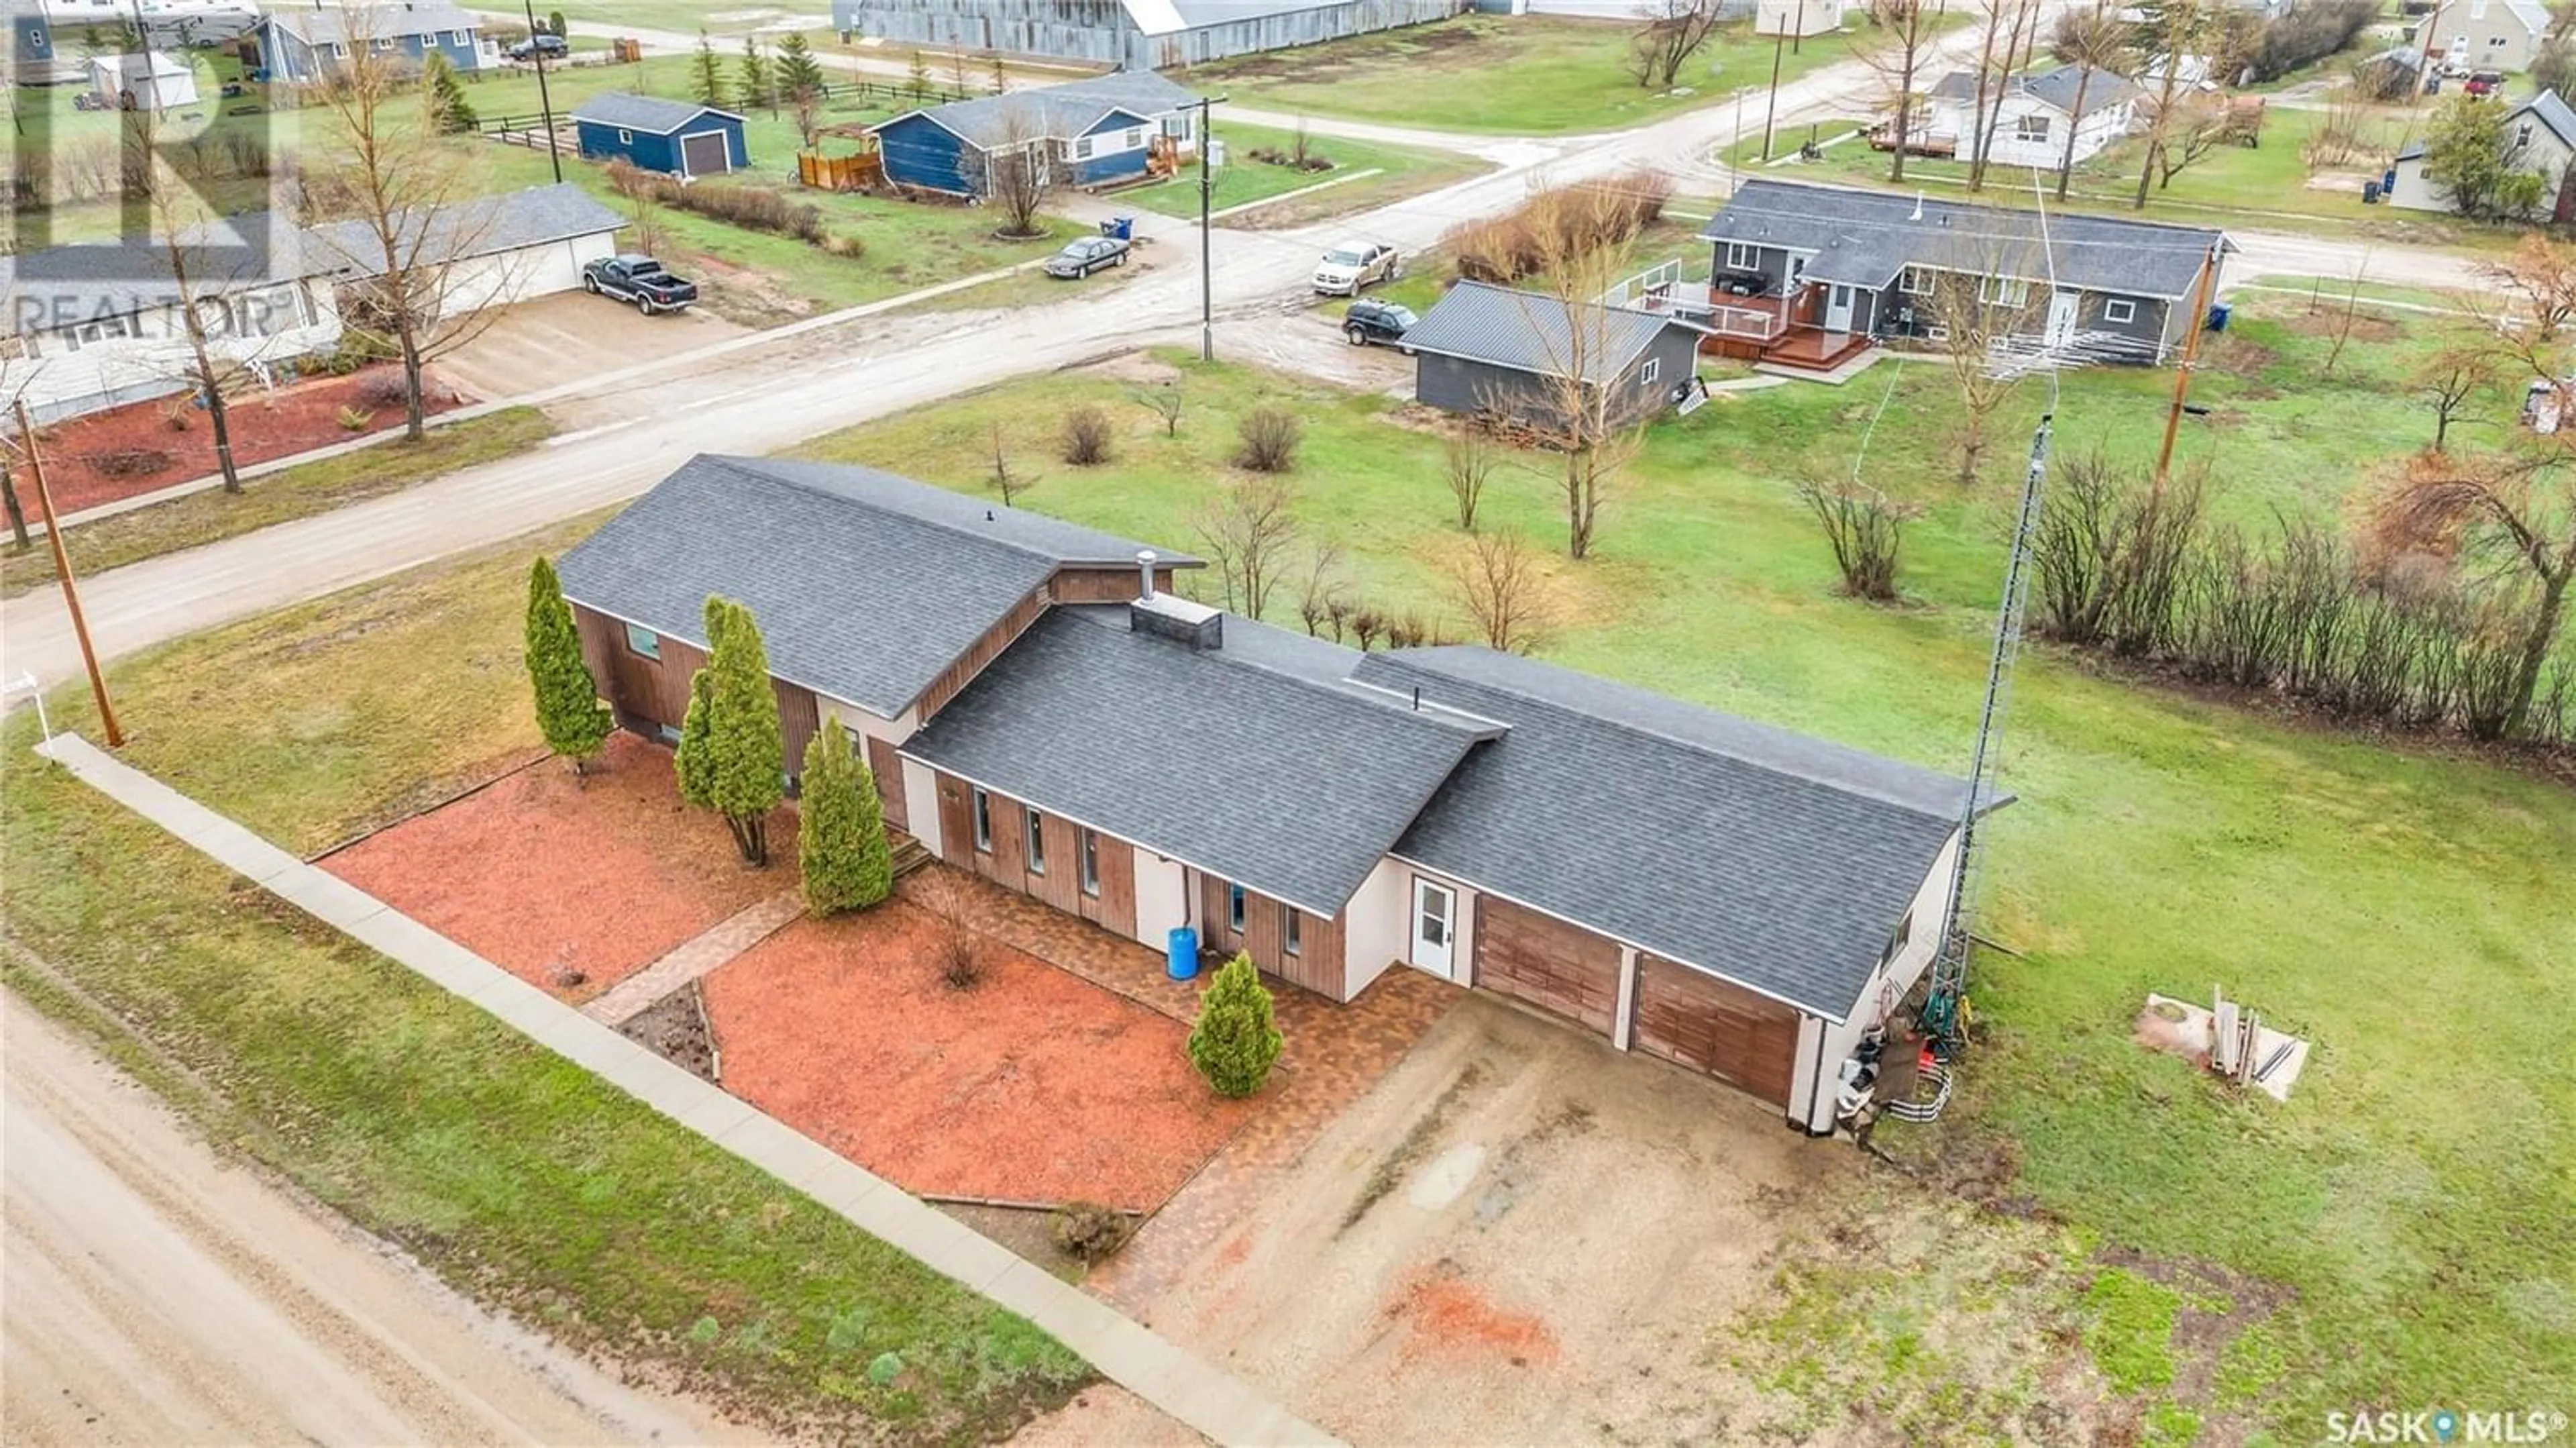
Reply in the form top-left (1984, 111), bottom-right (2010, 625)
top-left (582, 891), bottom-right (805, 1027)
top-left (33, 732), bottom-right (1339, 1448)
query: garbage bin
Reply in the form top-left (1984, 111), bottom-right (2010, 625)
top-left (1166, 925), bottom-right (1200, 981)
top-left (1102, 215), bottom-right (1135, 242)
top-left (2363, 180), bottom-right (2382, 204)
top-left (2205, 302), bottom-right (2232, 333)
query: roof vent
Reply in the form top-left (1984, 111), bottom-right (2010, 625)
top-left (1136, 548), bottom-right (1157, 602)
top-left (1130, 590), bottom-right (1222, 652)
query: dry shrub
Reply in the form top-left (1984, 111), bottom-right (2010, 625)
top-left (820, 231), bottom-right (867, 258)
top-left (1234, 407), bottom-right (1301, 472)
top-left (1444, 171), bottom-right (1672, 285)
top-left (913, 871), bottom-right (985, 990)
top-left (604, 158), bottom-right (822, 242)
top-left (1060, 403), bottom-right (1114, 466)
top-left (1051, 1200), bottom-right (1134, 1262)
top-left (1794, 474), bottom-right (1919, 603)
top-left (85, 447), bottom-right (173, 478)
top-left (353, 371), bottom-right (411, 410)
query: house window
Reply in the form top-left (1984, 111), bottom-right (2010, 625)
top-left (1787, 255), bottom-right (1809, 288)
top-left (1025, 808), bottom-right (1046, 874)
top-left (2491, 34), bottom-right (2510, 46)
top-left (374, 36), bottom-right (394, 50)
top-left (1124, 126), bottom-right (1143, 148)
top-left (2102, 297), bottom-right (2137, 324)
top-left (1227, 882), bottom-right (1245, 934)
top-left (1073, 136), bottom-right (1094, 160)
top-left (1639, 356), bottom-right (1661, 385)
top-left (329, 41), bottom-right (345, 56)
top-left (971, 786), bottom-right (992, 852)
top-left (448, 28), bottom-right (468, 43)
top-left (1079, 828), bottom-right (1100, 897)
top-left (2014, 113), bottom-right (2051, 142)
top-left (1900, 266), bottom-right (1933, 295)
top-left (1724, 241), bottom-right (1756, 270)
top-left (65, 313), bottom-right (133, 352)
top-left (1982, 276), bottom-right (2031, 307)
top-left (1283, 907), bottom-right (1302, 957)
top-left (623, 622), bottom-right (659, 658)
top-left (2517, 121), bottom-right (2536, 146)
top-left (617, 127), bottom-right (633, 144)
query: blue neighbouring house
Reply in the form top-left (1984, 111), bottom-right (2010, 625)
top-left (871, 70), bottom-right (1198, 198)
top-left (573, 93), bottom-right (749, 179)
top-left (248, 1), bottom-right (490, 84)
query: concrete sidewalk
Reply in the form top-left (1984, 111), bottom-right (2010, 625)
top-left (32, 731), bottom-right (1338, 1448)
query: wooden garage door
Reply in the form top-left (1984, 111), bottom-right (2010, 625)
top-left (682, 130), bottom-right (731, 176)
top-left (1474, 896), bottom-right (1620, 1037)
top-left (1631, 954), bottom-right (1800, 1106)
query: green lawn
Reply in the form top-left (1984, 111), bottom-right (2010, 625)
top-left (2, 407), bottom-right (555, 599)
top-left (1177, 13), bottom-right (1941, 136)
top-left (781, 302), bottom-right (2575, 1435)
top-left (0, 519), bottom-right (1091, 1441)
top-left (1120, 121), bottom-right (1483, 227)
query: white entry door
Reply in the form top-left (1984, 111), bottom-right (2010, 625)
top-left (1824, 282), bottom-right (1856, 333)
top-left (1410, 878), bottom-right (1456, 978)
top-left (2045, 291), bottom-right (2078, 347)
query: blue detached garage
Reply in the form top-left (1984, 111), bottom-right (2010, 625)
top-left (871, 70), bottom-right (1197, 198)
top-left (573, 93), bottom-right (749, 179)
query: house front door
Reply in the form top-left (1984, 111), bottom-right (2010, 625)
top-left (1410, 878), bottom-right (1456, 979)
top-left (1824, 283), bottom-right (1856, 333)
top-left (2045, 290), bottom-right (2078, 348)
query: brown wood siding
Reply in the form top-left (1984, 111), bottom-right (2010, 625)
top-left (572, 605), bottom-right (619, 715)
top-left (865, 734), bottom-right (907, 831)
top-left (1197, 874), bottom-right (1341, 1000)
top-left (580, 603), bottom-right (704, 735)
top-left (1090, 835), bottom-right (1136, 939)
top-left (1030, 810), bottom-right (1081, 913)
top-left (1632, 955), bottom-right (1801, 1106)
top-left (1281, 907), bottom-right (1343, 1000)
top-left (1048, 566), bottom-right (1177, 604)
top-left (775, 682), bottom-right (820, 782)
top-left (983, 786), bottom-right (1027, 883)
top-left (934, 770), bottom-right (974, 866)
top-left (1199, 872), bottom-right (1242, 954)
top-left (912, 585), bottom-right (1049, 722)
top-left (1474, 895), bottom-right (1621, 1038)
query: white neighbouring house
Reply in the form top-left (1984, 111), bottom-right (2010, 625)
top-left (0, 184), bottom-right (623, 425)
top-left (2387, 86), bottom-right (2576, 218)
top-left (1756, 0), bottom-right (1845, 40)
top-left (2412, 0), bottom-right (2551, 74)
top-left (87, 50), bottom-right (197, 111)
top-left (1915, 64), bottom-right (2141, 167)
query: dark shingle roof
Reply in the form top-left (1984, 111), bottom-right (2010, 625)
top-left (556, 456), bottom-right (1197, 719)
top-left (260, 1), bottom-right (478, 44)
top-left (301, 183), bottom-right (624, 279)
top-left (883, 69), bottom-right (1195, 149)
top-left (2519, 87), bottom-right (2576, 149)
top-left (903, 607), bottom-right (1493, 914)
top-left (2022, 64), bottom-right (2139, 116)
top-left (572, 92), bottom-right (742, 133)
top-left (1352, 648), bottom-right (1976, 1021)
top-left (1399, 280), bottom-right (1680, 384)
top-left (1702, 179), bottom-right (2227, 297)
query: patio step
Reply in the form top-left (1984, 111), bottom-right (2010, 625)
top-left (890, 835), bottom-right (932, 878)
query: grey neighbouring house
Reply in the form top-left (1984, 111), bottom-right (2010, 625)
top-left (1398, 279), bottom-right (1705, 427)
top-left (831, 0), bottom-right (1455, 70)
top-left (1686, 178), bottom-right (2229, 373)
top-left (2387, 87), bottom-right (2576, 221)
top-left (246, 0), bottom-right (494, 83)
top-left (556, 454), bottom-right (1994, 1134)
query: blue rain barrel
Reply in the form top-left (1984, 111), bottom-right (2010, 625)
top-left (2205, 303), bottom-right (2231, 333)
top-left (1105, 215), bottom-right (1135, 241)
top-left (1167, 926), bottom-right (1200, 980)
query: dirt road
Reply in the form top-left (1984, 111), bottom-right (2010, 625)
top-left (0, 999), bottom-right (761, 1447)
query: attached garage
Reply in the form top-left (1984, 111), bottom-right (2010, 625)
top-left (1473, 895), bottom-right (1621, 1038)
top-left (1629, 954), bottom-right (1801, 1106)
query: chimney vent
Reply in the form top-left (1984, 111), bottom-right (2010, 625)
top-left (1129, 590), bottom-right (1222, 652)
top-left (1136, 549), bottom-right (1157, 602)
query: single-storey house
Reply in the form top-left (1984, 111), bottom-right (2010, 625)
top-left (2412, 0), bottom-right (2549, 73)
top-left (248, 0), bottom-right (490, 84)
top-left (2388, 87), bottom-right (2576, 218)
top-left (1, 183), bottom-right (621, 424)
top-left (88, 50), bottom-right (195, 111)
top-left (1694, 178), bottom-right (2229, 372)
top-left (1911, 64), bottom-right (2139, 167)
top-left (1756, 0), bottom-right (1844, 40)
top-left (1399, 279), bottom-right (1703, 425)
top-left (834, 0), bottom-right (1456, 70)
top-left (873, 70), bottom-right (1199, 197)
top-left (573, 94), bottom-right (749, 179)
top-left (557, 454), bottom-right (1988, 1133)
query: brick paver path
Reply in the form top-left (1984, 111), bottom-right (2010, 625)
top-left (36, 734), bottom-right (1340, 1448)
top-left (582, 890), bottom-right (805, 1027)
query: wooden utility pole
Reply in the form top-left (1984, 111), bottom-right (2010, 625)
top-left (2153, 239), bottom-right (2225, 492)
top-left (1762, 30), bottom-right (1786, 160)
top-left (15, 400), bottom-right (123, 747)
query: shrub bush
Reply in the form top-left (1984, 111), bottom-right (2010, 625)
top-left (337, 405), bottom-right (374, 431)
top-left (354, 371), bottom-right (411, 410)
top-left (1051, 1201), bottom-right (1133, 1262)
top-left (604, 160), bottom-right (825, 243)
top-left (87, 447), bottom-right (173, 478)
top-left (1444, 170), bottom-right (1672, 284)
top-left (1060, 404), bottom-right (1114, 466)
top-left (2248, 0), bottom-right (2378, 80)
top-left (1234, 407), bottom-right (1301, 472)
top-left (1187, 952), bottom-right (1282, 1098)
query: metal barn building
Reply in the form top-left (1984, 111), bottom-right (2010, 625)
top-left (833, 0), bottom-right (1460, 70)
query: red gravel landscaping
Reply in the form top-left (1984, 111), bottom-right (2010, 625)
top-left (34, 364), bottom-right (466, 516)
top-left (701, 901), bottom-right (1257, 1212)
top-left (320, 733), bottom-right (794, 1001)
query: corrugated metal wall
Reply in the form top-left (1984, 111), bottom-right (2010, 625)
top-left (1134, 0), bottom-right (1458, 68)
top-left (834, 0), bottom-right (1458, 66)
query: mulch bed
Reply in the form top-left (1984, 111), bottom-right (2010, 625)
top-left (702, 904), bottom-right (1256, 1212)
top-left (319, 733), bottom-right (795, 1002)
top-left (619, 981), bottom-right (720, 1083)
top-left (31, 364), bottom-right (466, 517)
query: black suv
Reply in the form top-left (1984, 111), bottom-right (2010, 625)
top-left (1342, 298), bottom-right (1417, 349)
top-left (507, 33), bottom-right (570, 60)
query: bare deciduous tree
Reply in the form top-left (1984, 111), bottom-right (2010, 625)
top-left (1134, 380), bottom-right (1184, 436)
top-left (2371, 449), bottom-right (2575, 738)
top-left (1970, 0), bottom-right (2045, 191)
top-left (2416, 343), bottom-right (2500, 453)
top-left (2131, 0), bottom-right (2210, 207)
top-left (1193, 473), bottom-right (1299, 618)
top-left (2319, 254), bottom-right (2373, 377)
top-left (975, 105), bottom-right (1053, 240)
top-left (1447, 529), bottom-right (1560, 653)
top-left (2049, 1), bottom-right (2132, 201)
top-left (1444, 425), bottom-right (1499, 531)
top-left (1627, 0), bottom-right (1725, 89)
top-left (2476, 235), bottom-right (2576, 342)
top-left (987, 419), bottom-right (1037, 504)
top-left (1794, 472), bottom-right (1920, 601)
top-left (1865, 0), bottom-right (1943, 183)
top-left (1295, 542), bottom-right (1350, 638)
top-left (1923, 258), bottom-right (2043, 483)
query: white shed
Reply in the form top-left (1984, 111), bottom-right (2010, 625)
top-left (89, 51), bottom-right (198, 113)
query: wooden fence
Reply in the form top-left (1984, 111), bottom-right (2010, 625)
top-left (798, 150), bottom-right (885, 191)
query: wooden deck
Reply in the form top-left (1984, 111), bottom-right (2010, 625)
top-left (1761, 326), bottom-right (1875, 372)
